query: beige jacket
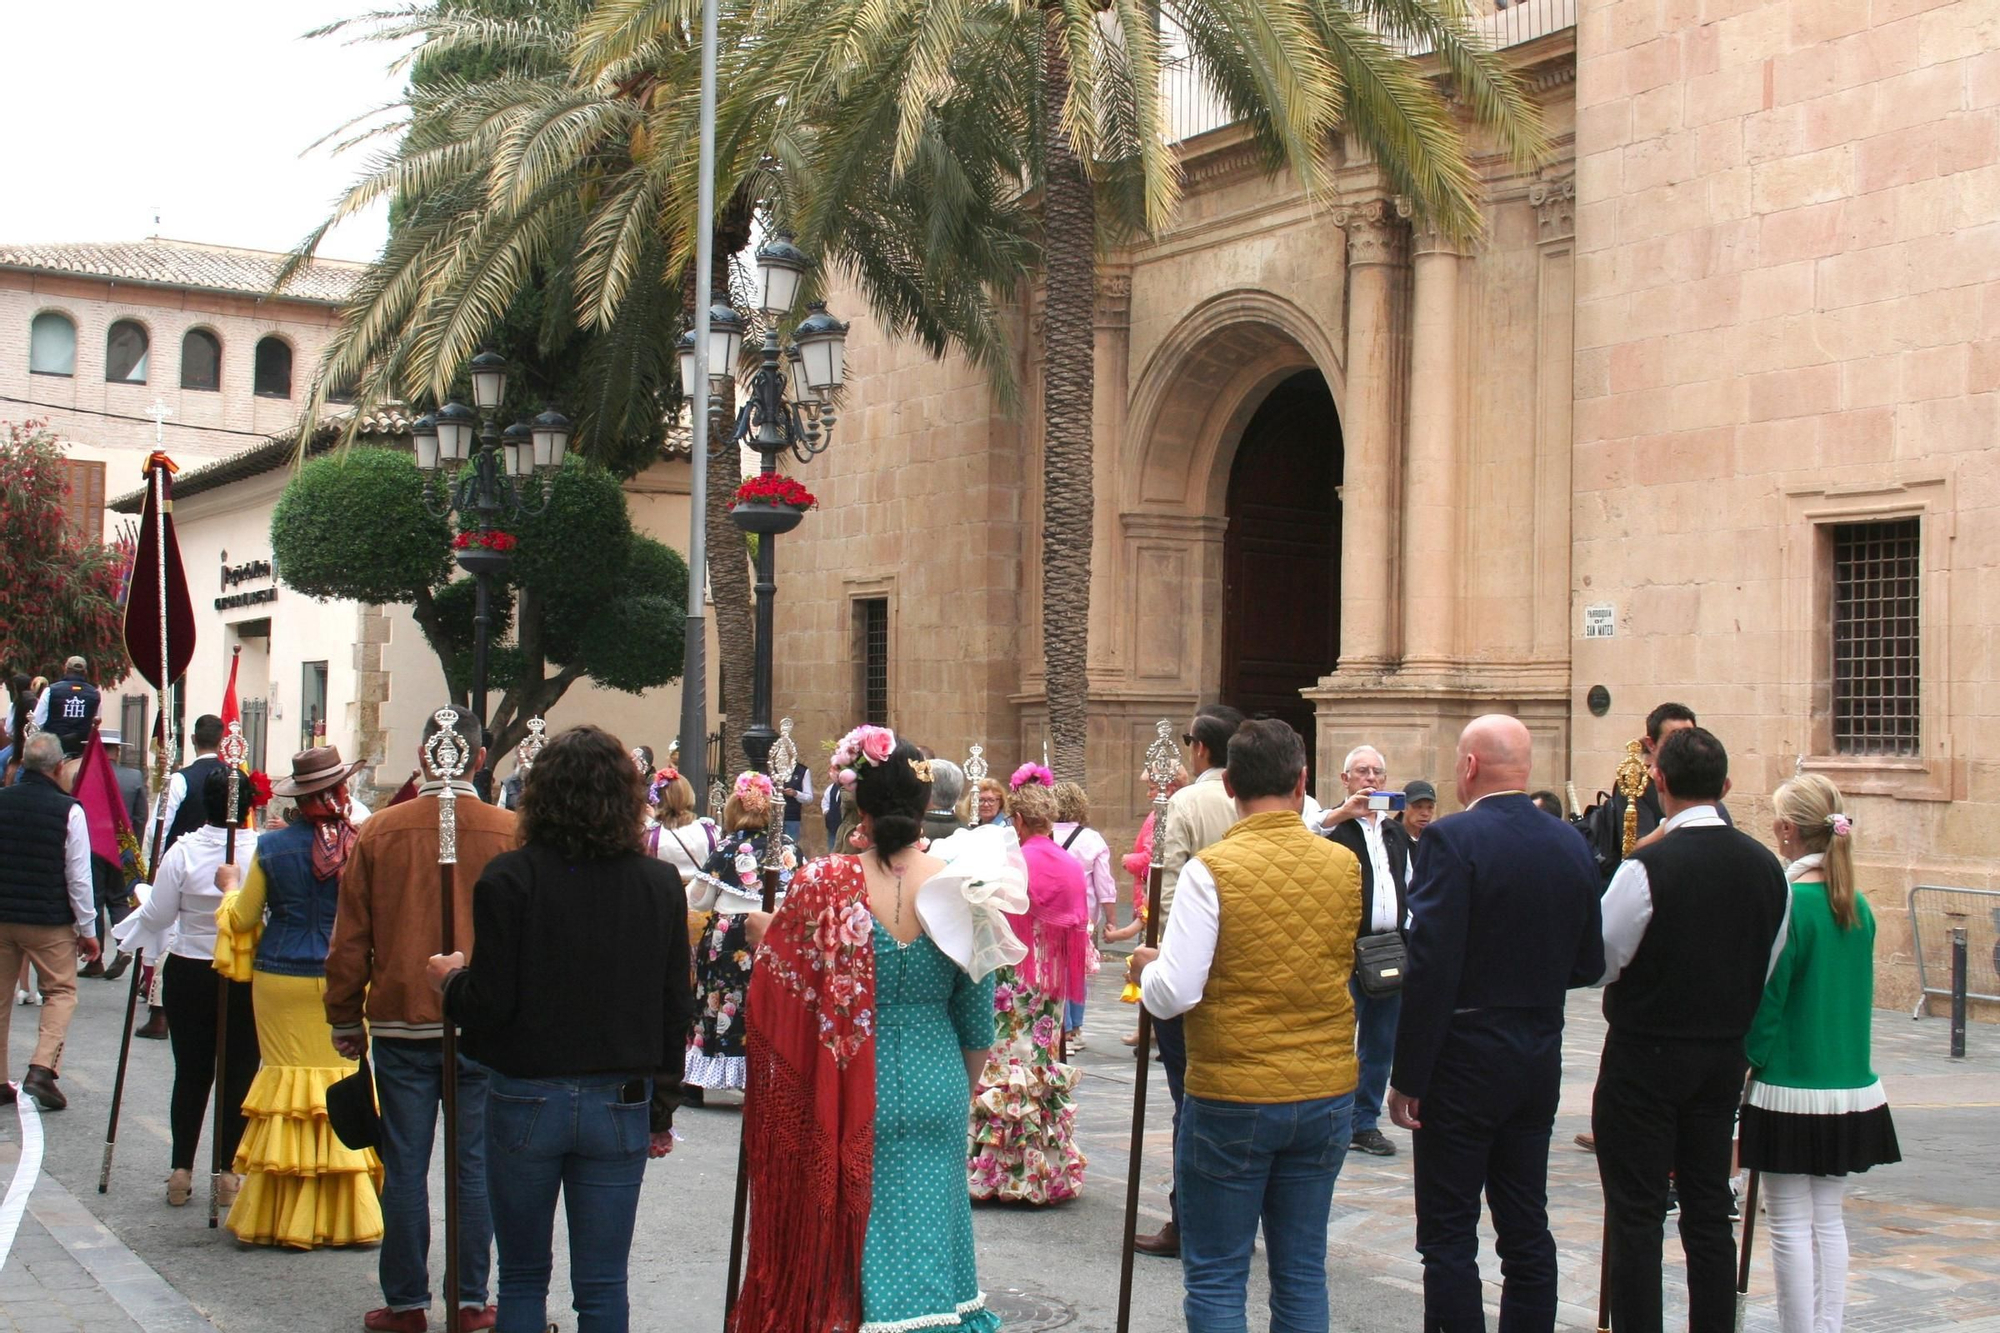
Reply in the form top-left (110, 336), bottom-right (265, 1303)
top-left (1158, 767), bottom-right (1241, 922)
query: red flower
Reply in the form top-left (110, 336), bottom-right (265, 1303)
top-left (734, 474), bottom-right (817, 510)
top-left (452, 529), bottom-right (519, 552)
top-left (245, 770), bottom-right (274, 809)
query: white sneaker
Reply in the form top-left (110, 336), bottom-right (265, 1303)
top-left (1067, 1032), bottom-right (1087, 1053)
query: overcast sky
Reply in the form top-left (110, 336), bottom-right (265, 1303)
top-left (2, 2), bottom-right (407, 261)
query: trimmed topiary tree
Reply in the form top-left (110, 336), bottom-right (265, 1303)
top-left (270, 447), bottom-right (685, 759)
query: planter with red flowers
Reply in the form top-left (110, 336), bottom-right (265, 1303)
top-left (729, 474), bottom-right (816, 535)
top-left (453, 527), bottom-right (519, 576)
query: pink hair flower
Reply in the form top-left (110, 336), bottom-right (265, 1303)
top-left (859, 726), bottom-right (896, 764)
top-left (1010, 763), bottom-right (1054, 792)
top-left (1827, 813), bottom-right (1854, 837)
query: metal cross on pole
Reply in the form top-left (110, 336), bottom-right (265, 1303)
top-left (425, 710), bottom-right (472, 1322)
top-left (1115, 720), bottom-right (1182, 1333)
top-left (211, 721), bottom-right (248, 1228)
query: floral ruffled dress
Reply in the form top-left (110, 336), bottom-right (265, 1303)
top-left (968, 965), bottom-right (1086, 1204)
top-left (686, 827), bottom-right (797, 1091)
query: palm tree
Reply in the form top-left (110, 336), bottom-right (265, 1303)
top-left (717, 0), bottom-right (1546, 781)
top-left (286, 0), bottom-right (1039, 763)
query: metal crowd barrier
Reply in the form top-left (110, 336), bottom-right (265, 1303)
top-left (1907, 887), bottom-right (2000, 1048)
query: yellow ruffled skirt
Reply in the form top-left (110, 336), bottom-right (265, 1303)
top-left (226, 971), bottom-right (384, 1249)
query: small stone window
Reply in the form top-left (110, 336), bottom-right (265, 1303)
top-left (1830, 518), bottom-right (1920, 758)
top-left (254, 336), bottom-right (292, 398)
top-left (181, 328), bottom-right (222, 391)
top-left (857, 598), bottom-right (889, 727)
top-left (105, 320), bottom-right (150, 383)
top-left (29, 312), bottom-right (76, 376)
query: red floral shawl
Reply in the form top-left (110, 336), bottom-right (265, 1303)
top-left (729, 856), bottom-right (877, 1333)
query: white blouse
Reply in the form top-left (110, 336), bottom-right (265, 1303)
top-left (651, 818), bottom-right (721, 900)
top-left (114, 825), bottom-right (233, 962)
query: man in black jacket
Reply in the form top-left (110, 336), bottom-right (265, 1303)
top-left (32, 657), bottom-right (101, 759)
top-left (1389, 715), bottom-right (1603, 1333)
top-left (1593, 727), bottom-right (1788, 1333)
top-left (0, 733), bottom-right (104, 1109)
top-left (1317, 743), bottom-right (1412, 1157)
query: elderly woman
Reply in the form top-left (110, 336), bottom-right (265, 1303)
top-left (113, 769), bottom-right (259, 1207)
top-left (971, 776), bottom-right (1010, 828)
top-left (215, 746), bottom-right (382, 1247)
top-left (430, 725), bottom-right (692, 1333)
top-left (967, 770), bottom-right (1090, 1204)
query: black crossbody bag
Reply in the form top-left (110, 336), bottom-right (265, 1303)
top-left (1354, 931), bottom-right (1406, 996)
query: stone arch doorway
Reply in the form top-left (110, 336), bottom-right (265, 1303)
top-left (1221, 370), bottom-right (1343, 764)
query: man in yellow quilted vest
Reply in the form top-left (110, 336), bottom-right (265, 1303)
top-left (1128, 718), bottom-right (1364, 1333)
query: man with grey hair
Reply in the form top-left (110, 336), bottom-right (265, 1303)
top-left (923, 758), bottom-right (967, 844)
top-left (0, 732), bottom-right (102, 1109)
top-left (1316, 743), bottom-right (1414, 1157)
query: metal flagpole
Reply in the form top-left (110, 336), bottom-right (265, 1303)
top-left (724, 719), bottom-right (797, 1321)
top-left (426, 711), bottom-right (473, 1323)
top-left (212, 722), bottom-right (248, 1228)
top-left (676, 0), bottom-right (720, 808)
top-left (1114, 721), bottom-right (1180, 1333)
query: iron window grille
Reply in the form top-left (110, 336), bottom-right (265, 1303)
top-left (1830, 518), bottom-right (1920, 757)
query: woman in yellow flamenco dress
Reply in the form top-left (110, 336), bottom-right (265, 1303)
top-left (214, 746), bottom-right (383, 1249)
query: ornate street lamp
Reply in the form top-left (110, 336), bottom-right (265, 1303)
top-left (411, 349), bottom-right (572, 734)
top-left (703, 233), bottom-right (850, 773)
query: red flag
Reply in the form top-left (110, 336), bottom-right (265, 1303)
top-left (220, 645), bottom-right (242, 733)
top-left (123, 453), bottom-right (196, 691)
top-left (73, 729), bottom-right (135, 867)
top-left (386, 772), bottom-right (420, 807)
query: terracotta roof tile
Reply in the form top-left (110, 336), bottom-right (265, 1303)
top-left (0, 238), bottom-right (364, 304)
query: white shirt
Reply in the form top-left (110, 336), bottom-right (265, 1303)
top-left (115, 825), bottom-right (230, 960)
top-left (1140, 854), bottom-right (1221, 1019)
top-left (1598, 804), bottom-right (1791, 986)
top-left (62, 804), bottom-right (95, 936)
top-left (1052, 822), bottom-right (1117, 907)
top-left (1356, 812), bottom-right (1400, 933)
top-left (652, 817), bottom-right (720, 891)
top-left (783, 768), bottom-right (813, 808)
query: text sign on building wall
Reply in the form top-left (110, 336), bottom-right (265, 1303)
top-left (217, 556), bottom-right (278, 611)
top-left (1583, 603), bottom-right (1616, 639)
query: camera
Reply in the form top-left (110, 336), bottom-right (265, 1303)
top-left (1367, 791), bottom-right (1407, 813)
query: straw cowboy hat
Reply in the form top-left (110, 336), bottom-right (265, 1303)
top-left (271, 745), bottom-right (366, 798)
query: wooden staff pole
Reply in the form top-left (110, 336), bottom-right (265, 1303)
top-left (724, 859), bottom-right (782, 1323)
top-left (1115, 721), bottom-right (1181, 1333)
top-left (211, 722), bottom-right (247, 1228)
top-left (98, 949), bottom-right (146, 1193)
top-left (426, 710), bottom-right (472, 1323)
top-left (1597, 1218), bottom-right (1612, 1333)
top-left (1736, 1170), bottom-right (1761, 1293)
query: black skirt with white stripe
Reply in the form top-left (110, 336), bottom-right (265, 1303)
top-left (1738, 1079), bottom-right (1901, 1177)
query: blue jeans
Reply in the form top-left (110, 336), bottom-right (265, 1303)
top-left (486, 1072), bottom-right (652, 1333)
top-left (1064, 999), bottom-right (1085, 1032)
top-left (783, 818), bottom-right (802, 844)
top-left (1177, 1092), bottom-right (1354, 1333)
top-left (372, 1038), bottom-right (493, 1312)
top-left (1349, 977), bottom-right (1403, 1135)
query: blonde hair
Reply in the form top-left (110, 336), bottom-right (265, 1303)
top-left (1009, 781), bottom-right (1058, 833)
top-left (1774, 773), bottom-right (1858, 929)
top-left (723, 792), bottom-right (770, 834)
top-left (656, 774), bottom-right (697, 829)
top-left (972, 776), bottom-right (1008, 821)
top-left (1053, 780), bottom-right (1091, 825)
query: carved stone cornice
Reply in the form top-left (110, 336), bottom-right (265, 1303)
top-left (1528, 176), bottom-right (1576, 243)
top-left (1333, 199), bottom-right (1408, 268)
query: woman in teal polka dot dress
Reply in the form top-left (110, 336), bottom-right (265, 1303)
top-left (734, 730), bottom-right (1029, 1333)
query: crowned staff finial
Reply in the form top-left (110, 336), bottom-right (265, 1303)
top-left (515, 716), bottom-right (547, 774)
top-left (768, 717), bottom-right (798, 783)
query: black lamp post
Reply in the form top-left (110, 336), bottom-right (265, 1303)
top-left (682, 232), bottom-right (848, 775)
top-left (410, 354), bottom-right (572, 732)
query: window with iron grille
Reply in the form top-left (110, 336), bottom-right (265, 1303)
top-left (859, 598), bottom-right (889, 727)
top-left (1830, 518), bottom-right (1920, 757)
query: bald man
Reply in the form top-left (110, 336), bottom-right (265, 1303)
top-left (1387, 716), bottom-right (1604, 1333)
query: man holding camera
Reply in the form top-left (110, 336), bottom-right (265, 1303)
top-left (1316, 745), bottom-right (1413, 1157)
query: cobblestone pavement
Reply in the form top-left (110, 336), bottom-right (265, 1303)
top-left (4, 963), bottom-right (1995, 1331)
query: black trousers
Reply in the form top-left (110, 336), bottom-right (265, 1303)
top-left (1412, 1009), bottom-right (1565, 1333)
top-left (161, 954), bottom-right (260, 1172)
top-left (1592, 1033), bottom-right (1745, 1333)
top-left (1153, 1011), bottom-right (1186, 1227)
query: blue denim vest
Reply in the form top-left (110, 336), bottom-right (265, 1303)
top-left (252, 822), bottom-right (341, 978)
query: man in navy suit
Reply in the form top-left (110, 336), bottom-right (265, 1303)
top-left (1388, 715), bottom-right (1604, 1333)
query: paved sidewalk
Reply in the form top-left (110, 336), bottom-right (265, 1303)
top-left (1071, 971), bottom-right (2000, 1331)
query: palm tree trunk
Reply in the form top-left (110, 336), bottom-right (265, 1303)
top-left (1040, 10), bottom-right (1096, 784)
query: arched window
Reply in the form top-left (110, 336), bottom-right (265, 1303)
top-left (254, 336), bottom-right (292, 398)
top-left (105, 320), bottom-right (149, 383)
top-left (28, 312), bottom-right (76, 376)
top-left (181, 328), bottom-right (222, 391)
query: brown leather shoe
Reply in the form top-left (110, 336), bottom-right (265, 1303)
top-left (135, 1009), bottom-right (168, 1040)
top-left (1134, 1221), bottom-right (1180, 1257)
top-left (1574, 1132), bottom-right (1596, 1153)
top-left (22, 1064), bottom-right (65, 1111)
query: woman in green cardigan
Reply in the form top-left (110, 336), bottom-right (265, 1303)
top-left (1741, 774), bottom-right (1900, 1333)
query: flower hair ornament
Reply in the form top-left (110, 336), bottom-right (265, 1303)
top-left (648, 767), bottom-right (682, 805)
top-left (734, 770), bottom-right (775, 814)
top-left (1826, 813), bottom-right (1855, 838)
top-left (1009, 763), bottom-right (1054, 793)
top-left (828, 724), bottom-right (897, 789)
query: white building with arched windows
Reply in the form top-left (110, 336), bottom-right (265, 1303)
top-left (0, 237), bottom-right (365, 542)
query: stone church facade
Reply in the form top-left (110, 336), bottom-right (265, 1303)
top-left (775, 0), bottom-right (1999, 1011)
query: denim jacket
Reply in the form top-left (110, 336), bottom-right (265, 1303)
top-left (252, 822), bottom-right (342, 978)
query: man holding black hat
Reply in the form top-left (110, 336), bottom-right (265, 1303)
top-left (326, 707), bottom-right (516, 1333)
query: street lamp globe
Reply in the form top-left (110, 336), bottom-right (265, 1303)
top-left (793, 301), bottom-right (849, 393)
top-left (501, 420), bottom-right (533, 477)
top-left (435, 401), bottom-right (478, 461)
top-left (753, 232), bottom-right (810, 318)
top-left (469, 349), bottom-right (510, 411)
top-left (411, 412), bottom-right (441, 472)
top-left (705, 300), bottom-right (746, 381)
top-left (677, 330), bottom-right (700, 398)
top-left (530, 407), bottom-right (571, 470)
top-left (785, 344), bottom-right (814, 405)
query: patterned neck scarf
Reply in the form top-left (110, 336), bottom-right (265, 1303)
top-left (295, 787), bottom-right (358, 881)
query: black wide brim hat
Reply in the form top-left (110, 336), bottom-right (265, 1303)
top-left (325, 1057), bottom-right (382, 1151)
